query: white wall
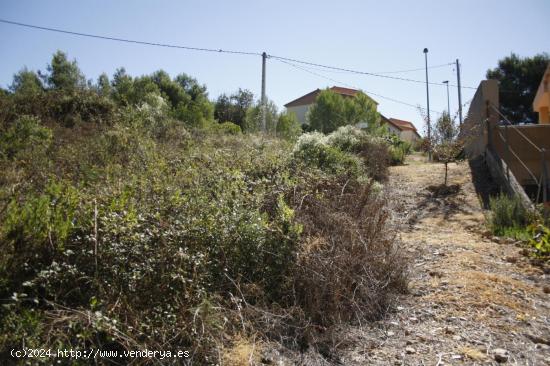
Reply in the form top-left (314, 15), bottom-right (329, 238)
top-left (399, 130), bottom-right (420, 142)
top-left (286, 104), bottom-right (311, 125)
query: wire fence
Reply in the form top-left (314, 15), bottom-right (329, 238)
top-left (488, 104), bottom-right (549, 205)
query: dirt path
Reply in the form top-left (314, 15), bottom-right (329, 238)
top-left (337, 154), bottom-right (550, 365)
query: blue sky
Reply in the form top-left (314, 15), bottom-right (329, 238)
top-left (1, 0), bottom-right (548, 132)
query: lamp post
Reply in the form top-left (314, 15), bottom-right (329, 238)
top-left (424, 48), bottom-right (431, 161)
top-left (442, 80), bottom-right (450, 116)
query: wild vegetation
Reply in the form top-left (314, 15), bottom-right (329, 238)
top-left (0, 51), bottom-right (409, 364)
top-left (488, 193), bottom-right (550, 259)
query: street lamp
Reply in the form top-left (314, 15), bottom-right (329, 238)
top-left (423, 48), bottom-right (431, 161)
top-left (442, 80), bottom-right (450, 116)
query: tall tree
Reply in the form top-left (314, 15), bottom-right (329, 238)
top-left (46, 51), bottom-right (86, 90)
top-left (96, 73), bottom-right (111, 97)
top-left (10, 67), bottom-right (44, 95)
top-left (276, 112), bottom-right (302, 140)
top-left (214, 94), bottom-right (233, 122)
top-left (308, 89), bottom-right (380, 133)
top-left (433, 111), bottom-right (458, 143)
top-left (111, 67), bottom-right (134, 105)
top-left (486, 53), bottom-right (549, 124)
top-left (214, 89), bottom-right (254, 129)
top-left (307, 90), bottom-right (346, 133)
top-left (243, 99), bottom-right (278, 133)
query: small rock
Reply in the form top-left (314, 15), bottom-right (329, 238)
top-left (387, 331), bottom-right (395, 337)
top-left (409, 317), bottom-right (418, 323)
top-left (405, 346), bottom-right (416, 354)
top-left (428, 270), bottom-right (442, 278)
top-left (406, 340), bottom-right (414, 345)
top-left (524, 333), bottom-right (550, 345)
top-left (492, 348), bottom-right (509, 363)
top-left (543, 285), bottom-right (550, 294)
top-left (444, 327), bottom-right (455, 335)
top-left (505, 256), bottom-right (517, 263)
top-left (404, 329), bottom-right (411, 336)
top-left (519, 248), bottom-right (530, 256)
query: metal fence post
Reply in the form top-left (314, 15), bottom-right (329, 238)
top-left (504, 122), bottom-right (510, 181)
top-left (542, 148), bottom-right (548, 207)
top-left (486, 119), bottom-right (492, 151)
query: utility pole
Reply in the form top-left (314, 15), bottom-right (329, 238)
top-left (442, 80), bottom-right (450, 116)
top-left (261, 52), bottom-right (267, 133)
top-left (456, 59), bottom-right (463, 126)
top-left (424, 48), bottom-right (431, 161)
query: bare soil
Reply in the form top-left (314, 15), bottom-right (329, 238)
top-left (332, 154), bottom-right (550, 365)
top-left (262, 154), bottom-right (549, 365)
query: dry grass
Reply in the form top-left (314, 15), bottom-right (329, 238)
top-left (459, 346), bottom-right (488, 361)
top-left (291, 177), bottom-right (408, 326)
top-left (222, 336), bottom-right (262, 366)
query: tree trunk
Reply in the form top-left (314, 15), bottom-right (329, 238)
top-left (444, 163), bottom-right (448, 186)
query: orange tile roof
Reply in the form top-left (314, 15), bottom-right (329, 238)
top-left (381, 115), bottom-right (404, 130)
top-left (388, 118), bottom-right (417, 131)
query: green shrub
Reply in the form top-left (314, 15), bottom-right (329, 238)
top-left (389, 145), bottom-right (406, 165)
top-left (527, 223), bottom-right (550, 258)
top-left (215, 121), bottom-right (242, 135)
top-left (276, 112), bottom-right (301, 141)
top-left (325, 124), bottom-right (364, 151)
top-left (0, 115), bottom-right (52, 160)
top-left (489, 193), bottom-right (529, 236)
top-left (326, 126), bottom-right (390, 180)
top-left (0, 179), bottom-right (79, 302)
top-left (293, 132), bottom-right (362, 177)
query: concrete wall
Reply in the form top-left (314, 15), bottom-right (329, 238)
top-left (400, 130), bottom-right (420, 143)
top-left (461, 80), bottom-right (499, 158)
top-left (491, 124), bottom-right (550, 186)
top-left (461, 79), bottom-right (550, 204)
top-left (286, 104), bottom-right (310, 125)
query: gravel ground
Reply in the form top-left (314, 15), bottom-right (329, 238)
top-left (263, 154), bottom-right (549, 366)
top-left (335, 154), bottom-right (550, 365)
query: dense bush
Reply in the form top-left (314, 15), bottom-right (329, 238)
top-left (0, 52), bottom-right (407, 365)
top-left (0, 115), bottom-right (52, 160)
top-left (215, 121), bottom-right (242, 135)
top-left (326, 126), bottom-right (391, 180)
top-left (293, 132), bottom-right (362, 177)
top-left (489, 193), bottom-right (529, 237)
top-left (292, 176), bottom-right (407, 325)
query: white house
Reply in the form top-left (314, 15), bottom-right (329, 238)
top-left (381, 117), bottom-right (421, 143)
top-left (284, 86), bottom-right (421, 142)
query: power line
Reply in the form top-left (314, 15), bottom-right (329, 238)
top-left (0, 18), bottom-right (481, 91)
top-left (274, 57), bottom-right (444, 115)
top-left (375, 62), bottom-right (454, 74)
top-left (269, 54), bottom-right (478, 90)
top-left (0, 18), bottom-right (261, 56)
top-left (279, 61), bottom-right (454, 75)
